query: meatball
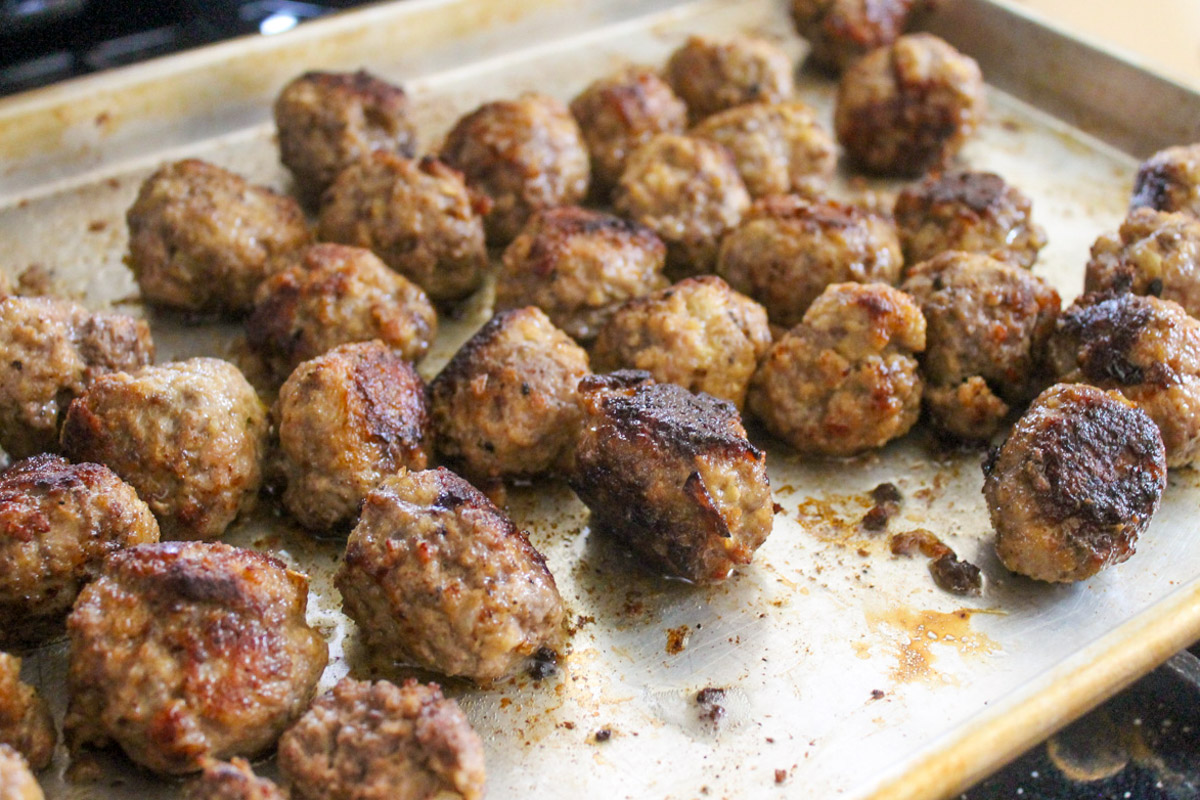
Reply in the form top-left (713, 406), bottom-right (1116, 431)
top-left (902, 252), bottom-right (1060, 439)
top-left (1131, 142), bottom-right (1200, 218)
top-left (336, 468), bottom-right (565, 682)
top-left (1085, 208), bottom-right (1200, 317)
top-left (614, 133), bottom-right (751, 277)
top-left (0, 653), bottom-right (55, 771)
top-left (893, 170), bottom-right (1047, 269)
top-left (439, 93), bottom-right (589, 245)
top-left (568, 65), bottom-right (689, 199)
top-left (834, 33), bottom-right (985, 176)
top-left (60, 358), bottom-right (267, 541)
top-left (64, 541), bottom-right (327, 775)
top-left (983, 383), bottom-right (1166, 583)
top-left (276, 341), bottom-right (430, 531)
top-left (791, 0), bottom-right (917, 73)
top-left (0, 295), bottom-right (154, 459)
top-left (591, 276), bottom-right (772, 410)
top-left (747, 282), bottom-right (926, 456)
top-left (186, 759), bottom-right (286, 800)
top-left (274, 70), bottom-right (417, 203)
top-left (571, 374), bottom-right (773, 583)
top-left (0, 745), bottom-right (42, 800)
top-left (126, 159), bottom-right (311, 315)
top-left (278, 678), bottom-right (485, 800)
top-left (429, 307), bottom-right (589, 482)
top-left (317, 153), bottom-right (488, 303)
top-left (716, 195), bottom-right (903, 328)
top-left (664, 35), bottom-right (795, 121)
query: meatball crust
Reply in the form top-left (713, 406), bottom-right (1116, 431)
top-left (893, 170), bottom-right (1047, 268)
top-left (664, 35), bottom-right (795, 121)
top-left (60, 358), bottom-right (268, 541)
top-left (0, 653), bottom-right (55, 771)
top-left (439, 93), bottom-right (589, 245)
top-left (834, 33), bottom-right (985, 176)
top-left (126, 159), bottom-right (311, 315)
top-left (278, 678), bottom-right (486, 800)
top-left (336, 468), bottom-right (565, 682)
top-left (716, 195), bottom-right (904, 328)
top-left (495, 206), bottom-right (668, 342)
top-left (571, 375), bottom-right (773, 583)
top-left (64, 541), bottom-right (327, 775)
top-left (186, 758), bottom-right (286, 800)
top-left (591, 276), bottom-right (772, 410)
top-left (429, 307), bottom-right (589, 482)
top-left (748, 282), bottom-right (926, 456)
top-left (984, 383), bottom-right (1166, 583)
top-left (317, 153), bottom-right (488, 303)
top-left (614, 133), bottom-right (751, 277)
top-left (1131, 143), bottom-right (1200, 218)
top-left (1085, 208), bottom-right (1200, 318)
top-left (276, 341), bottom-right (430, 531)
top-left (792, 0), bottom-right (917, 73)
top-left (0, 296), bottom-right (154, 459)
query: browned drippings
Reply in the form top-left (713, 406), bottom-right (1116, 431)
top-left (864, 607), bottom-right (1000, 684)
top-left (666, 624), bottom-right (691, 655)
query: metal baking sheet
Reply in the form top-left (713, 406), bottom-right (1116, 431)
top-left (4, 1), bottom-right (1200, 798)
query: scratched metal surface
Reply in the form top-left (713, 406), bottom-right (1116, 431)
top-left (2, 1), bottom-right (1200, 799)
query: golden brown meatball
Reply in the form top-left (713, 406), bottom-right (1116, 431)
top-left (278, 678), bottom-right (485, 800)
top-left (894, 170), bottom-right (1047, 269)
top-left (0, 296), bottom-right (154, 459)
top-left (317, 153), bottom-right (488, 303)
top-left (591, 276), bottom-right (771, 410)
top-left (0, 744), bottom-right (42, 800)
top-left (185, 758), bottom-right (286, 800)
top-left (1085, 208), bottom-right (1200, 317)
top-left (664, 35), bottom-right (795, 122)
top-left (126, 159), bottom-right (311, 315)
top-left (60, 358), bottom-right (267, 541)
top-left (275, 341), bottom-right (430, 532)
top-left (614, 133), bottom-right (751, 277)
top-left (336, 469), bottom-right (565, 683)
top-left (791, 0), bottom-right (916, 73)
top-left (65, 541), bottom-right (327, 776)
top-left (0, 653), bottom-right (55, 771)
top-left (429, 307), bottom-right (589, 482)
top-left (748, 282), bottom-right (925, 456)
top-left (1131, 142), bottom-right (1200, 218)
top-left (716, 195), bottom-right (903, 328)
top-left (834, 33), bottom-right (985, 176)
top-left (439, 93), bottom-right (589, 245)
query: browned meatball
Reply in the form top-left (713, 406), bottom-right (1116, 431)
top-left (127, 159), bottom-right (311, 315)
top-left (274, 70), bottom-right (417, 203)
top-left (614, 133), bottom-right (751, 277)
top-left (0, 296), bottom-right (154, 459)
top-left (429, 307), bottom-right (589, 482)
top-left (984, 383), bottom-right (1165, 583)
top-left (317, 153), bottom-right (488, 303)
top-left (902, 251), bottom-right (1061, 440)
top-left (569, 66), bottom-right (689, 199)
top-left (1085, 208), bottom-right (1200, 317)
top-left (591, 276), bottom-right (772, 410)
top-left (276, 341), bottom-right (430, 531)
top-left (65, 541), bottom-right (327, 775)
top-left (60, 358), bottom-right (267, 541)
top-left (0, 744), bottom-right (42, 800)
top-left (664, 35), bottom-right (795, 122)
top-left (791, 0), bottom-right (916, 73)
top-left (571, 374), bottom-right (773, 583)
top-left (439, 93), bottom-right (589, 245)
top-left (337, 468), bottom-right (565, 683)
top-left (894, 171), bottom-right (1047, 269)
top-left (0, 653), bottom-right (55, 771)
top-left (835, 34), bottom-right (985, 176)
top-left (0, 455), bottom-right (159, 643)
top-left (1131, 142), bottom-right (1200, 218)
top-left (278, 678), bottom-right (485, 800)
top-left (716, 195), bottom-right (903, 328)
top-left (186, 758), bottom-right (286, 800)
top-left (748, 282), bottom-right (925, 456)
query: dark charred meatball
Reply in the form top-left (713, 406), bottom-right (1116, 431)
top-left (186, 758), bottom-right (285, 800)
top-left (748, 282), bottom-right (925, 456)
top-left (0, 745), bottom-right (42, 800)
top-left (614, 133), bottom-right (751, 277)
top-left (278, 678), bottom-right (485, 800)
top-left (274, 69), bottom-right (417, 204)
top-left (126, 159), bottom-right (311, 315)
top-left (60, 358), bottom-right (267, 541)
top-left (0, 652), bottom-right (55, 771)
top-left (571, 376), bottom-right (773, 583)
top-left (984, 383), bottom-right (1166, 583)
top-left (65, 541), bottom-right (327, 775)
top-left (664, 35), bottom-right (795, 122)
top-left (1085, 208), bottom-right (1200, 317)
top-left (429, 307), bottom-right (589, 482)
top-left (792, 0), bottom-right (917, 73)
top-left (0, 295), bottom-right (154, 459)
top-left (317, 153), bottom-right (488, 303)
top-left (1131, 142), bottom-right (1200, 218)
top-left (276, 341), bottom-right (430, 531)
top-left (834, 33), bottom-right (985, 176)
top-left (716, 195), bottom-right (903, 328)
top-left (591, 276), bottom-right (772, 410)
top-left (337, 468), bottom-right (565, 682)
top-left (439, 93), bottom-right (589, 245)
top-left (894, 170), bottom-right (1047, 268)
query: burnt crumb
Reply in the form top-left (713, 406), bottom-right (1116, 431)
top-left (870, 689), bottom-right (886, 700)
top-left (889, 528), bottom-right (947, 559)
top-left (696, 687), bottom-right (726, 725)
top-left (775, 768), bottom-right (788, 784)
top-left (527, 646), bottom-right (558, 680)
top-left (560, 721), bottom-right (575, 730)
top-left (871, 482), bottom-right (902, 505)
top-left (929, 552), bottom-right (982, 595)
top-left (594, 728), bottom-right (612, 743)
top-left (862, 482), bottom-right (902, 531)
top-left (666, 624), bottom-right (691, 655)
top-left (861, 504), bottom-right (891, 531)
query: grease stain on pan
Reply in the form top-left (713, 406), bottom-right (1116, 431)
top-left (864, 607), bottom-right (1002, 684)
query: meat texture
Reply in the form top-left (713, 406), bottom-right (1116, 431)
top-left (664, 35), bottom-right (795, 121)
top-left (1131, 142), bottom-right (1200, 218)
top-left (791, 0), bottom-right (917, 73)
top-left (185, 759), bottom-right (286, 800)
top-left (0, 744), bottom-right (43, 800)
top-left (0, 653), bottom-right (55, 771)
top-left (1085, 208), bottom-right (1200, 318)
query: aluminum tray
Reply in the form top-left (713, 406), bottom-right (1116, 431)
top-left (3, 1), bottom-right (1200, 798)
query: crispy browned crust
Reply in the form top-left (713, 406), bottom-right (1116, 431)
top-left (1052, 292), bottom-right (1163, 387)
top-left (185, 758), bottom-right (287, 800)
top-left (1131, 143), bottom-right (1200, 218)
top-left (0, 652), bottom-right (56, 771)
top-left (791, 0), bottom-right (917, 73)
top-left (1084, 208), bottom-right (1200, 318)
top-left (664, 35), bottom-right (795, 122)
